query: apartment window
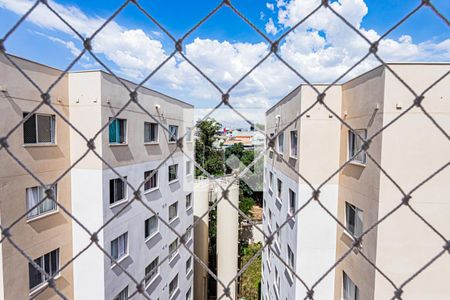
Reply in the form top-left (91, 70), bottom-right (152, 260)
top-left (169, 238), bottom-right (178, 258)
top-left (345, 202), bottom-right (363, 237)
top-left (290, 130), bottom-right (298, 158)
top-left (169, 125), bottom-right (178, 142)
top-left (348, 129), bottom-right (367, 164)
top-left (184, 228), bottom-right (192, 242)
top-left (144, 170), bottom-right (158, 191)
top-left (277, 132), bottom-right (284, 154)
top-left (186, 193), bottom-right (192, 209)
top-left (109, 177), bottom-right (127, 205)
top-left (277, 179), bottom-right (282, 200)
top-left (144, 122), bottom-right (158, 143)
top-left (343, 272), bottom-right (359, 300)
top-left (186, 257), bottom-right (192, 274)
top-left (28, 249), bottom-right (59, 290)
top-left (186, 127), bottom-right (192, 142)
top-left (26, 185), bottom-right (57, 219)
top-left (113, 286), bottom-right (128, 300)
top-left (288, 189), bottom-right (296, 215)
top-left (169, 202), bottom-right (178, 221)
top-left (145, 216), bottom-right (158, 239)
top-left (275, 267), bottom-right (280, 293)
top-left (145, 257), bottom-right (159, 285)
top-left (186, 160), bottom-right (193, 175)
top-left (186, 287), bottom-right (192, 300)
top-left (269, 172), bottom-right (274, 191)
top-left (109, 118), bottom-right (126, 144)
top-left (23, 112), bottom-right (55, 144)
top-left (287, 245), bottom-right (295, 269)
top-left (169, 274), bottom-right (178, 296)
top-left (168, 164), bottom-right (178, 182)
top-left (111, 232), bottom-right (128, 261)
top-left (275, 223), bottom-right (281, 247)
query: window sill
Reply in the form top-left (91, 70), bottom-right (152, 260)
top-left (144, 273), bottom-right (159, 289)
top-left (168, 179), bottom-right (179, 185)
top-left (168, 141), bottom-right (177, 144)
top-left (144, 231), bottom-right (159, 243)
top-left (169, 288), bottom-right (179, 300)
top-left (186, 205), bottom-right (193, 211)
top-left (186, 268), bottom-right (193, 277)
top-left (109, 198), bottom-right (128, 209)
top-left (109, 143), bottom-right (128, 147)
top-left (289, 155), bottom-right (298, 160)
top-left (168, 251), bottom-right (179, 263)
top-left (144, 142), bottom-right (159, 145)
top-left (169, 216), bottom-right (179, 225)
top-left (349, 160), bottom-right (366, 167)
top-left (26, 209), bottom-right (58, 223)
top-left (23, 143), bottom-right (57, 148)
top-left (144, 187), bottom-right (159, 195)
top-left (287, 211), bottom-right (295, 221)
top-left (29, 273), bottom-right (61, 297)
top-left (276, 197), bottom-right (282, 206)
top-left (111, 254), bottom-right (129, 269)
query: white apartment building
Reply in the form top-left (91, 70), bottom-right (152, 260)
top-left (0, 55), bottom-right (195, 300)
top-left (262, 63), bottom-right (450, 300)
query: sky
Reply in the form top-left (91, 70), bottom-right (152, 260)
top-left (0, 0), bottom-right (449, 127)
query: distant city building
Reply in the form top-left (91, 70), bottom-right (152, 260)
top-left (262, 63), bottom-right (450, 300)
top-left (0, 55), bottom-right (194, 300)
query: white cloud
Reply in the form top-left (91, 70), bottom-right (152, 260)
top-left (265, 18), bottom-right (279, 35)
top-left (1, 0), bottom-right (449, 116)
top-left (266, 2), bottom-right (275, 11)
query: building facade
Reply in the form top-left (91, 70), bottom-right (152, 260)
top-left (262, 63), bottom-right (450, 300)
top-left (0, 55), bottom-right (195, 300)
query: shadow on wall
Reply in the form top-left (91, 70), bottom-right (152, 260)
top-left (110, 146), bottom-right (134, 162)
top-left (28, 212), bottom-right (68, 233)
top-left (25, 146), bottom-right (65, 161)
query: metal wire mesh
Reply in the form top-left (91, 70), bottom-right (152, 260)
top-left (0, 0), bottom-right (449, 299)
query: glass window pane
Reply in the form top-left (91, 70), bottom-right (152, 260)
top-left (23, 113), bottom-right (37, 143)
top-left (109, 119), bottom-right (117, 143)
top-left (37, 115), bottom-right (53, 143)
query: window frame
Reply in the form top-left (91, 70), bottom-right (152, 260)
top-left (28, 248), bottom-right (60, 292)
top-left (169, 201), bottom-right (179, 222)
top-left (186, 256), bottom-right (192, 274)
top-left (144, 215), bottom-right (159, 240)
top-left (113, 286), bottom-right (128, 300)
top-left (168, 238), bottom-right (179, 261)
top-left (23, 112), bottom-right (56, 145)
top-left (109, 177), bottom-right (128, 206)
top-left (276, 178), bottom-right (282, 201)
top-left (290, 130), bottom-right (298, 158)
top-left (144, 170), bottom-right (158, 192)
top-left (144, 257), bottom-right (159, 287)
top-left (348, 129), bottom-right (367, 164)
top-left (144, 122), bottom-right (159, 144)
top-left (268, 172), bottom-right (274, 192)
top-left (277, 132), bottom-right (284, 155)
top-left (110, 232), bottom-right (128, 264)
top-left (185, 160), bottom-right (193, 176)
top-left (343, 272), bottom-right (359, 300)
top-left (109, 118), bottom-right (127, 145)
top-left (186, 193), bottom-right (193, 209)
top-left (345, 202), bottom-right (363, 238)
top-left (288, 188), bottom-right (296, 216)
top-left (168, 125), bottom-right (179, 143)
top-left (26, 185), bottom-right (58, 220)
top-left (169, 274), bottom-right (179, 298)
top-left (168, 164), bottom-right (179, 183)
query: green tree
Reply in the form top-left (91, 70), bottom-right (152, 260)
top-left (194, 118), bottom-right (224, 177)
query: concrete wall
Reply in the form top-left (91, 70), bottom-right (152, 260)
top-left (0, 55), bottom-right (74, 299)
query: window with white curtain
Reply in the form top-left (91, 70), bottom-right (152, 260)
top-left (111, 232), bottom-right (128, 262)
top-left (169, 202), bottom-right (178, 221)
top-left (168, 164), bottom-right (178, 182)
top-left (343, 272), bottom-right (359, 300)
top-left (348, 129), bottom-right (367, 164)
top-left (345, 202), bottom-right (363, 237)
top-left (144, 122), bottom-right (158, 143)
top-left (278, 132), bottom-right (284, 154)
top-left (113, 286), bottom-right (128, 300)
top-left (109, 177), bottom-right (127, 205)
top-left (290, 130), bottom-right (298, 158)
top-left (168, 125), bottom-right (178, 142)
top-left (26, 185), bottom-right (57, 219)
top-left (144, 170), bottom-right (158, 191)
top-left (23, 113), bottom-right (56, 144)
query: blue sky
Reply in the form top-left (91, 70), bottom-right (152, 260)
top-left (0, 0), bottom-right (449, 126)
